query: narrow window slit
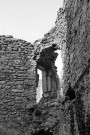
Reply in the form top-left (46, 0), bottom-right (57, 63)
top-left (36, 69), bottom-right (43, 103)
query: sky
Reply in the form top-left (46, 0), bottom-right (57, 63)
top-left (0, 0), bottom-right (63, 43)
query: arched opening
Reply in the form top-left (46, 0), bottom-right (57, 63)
top-left (36, 49), bottom-right (64, 103)
top-left (35, 44), bottom-right (64, 102)
top-left (33, 129), bottom-right (53, 135)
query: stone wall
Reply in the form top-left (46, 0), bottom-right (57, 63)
top-left (37, 7), bottom-right (67, 95)
top-left (64, 0), bottom-right (90, 87)
top-left (1, 0), bottom-right (90, 135)
top-left (63, 0), bottom-right (90, 134)
top-left (0, 35), bottom-right (36, 133)
top-left (33, 0), bottom-right (90, 135)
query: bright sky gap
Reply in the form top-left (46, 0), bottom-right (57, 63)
top-left (0, 0), bottom-right (63, 43)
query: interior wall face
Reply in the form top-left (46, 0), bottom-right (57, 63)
top-left (63, 0), bottom-right (90, 134)
top-left (64, 0), bottom-right (90, 88)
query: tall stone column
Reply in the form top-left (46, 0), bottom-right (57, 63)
top-left (47, 76), bottom-right (51, 92)
top-left (36, 72), bottom-right (39, 87)
top-left (42, 70), bottom-right (47, 93)
top-left (56, 74), bottom-right (61, 102)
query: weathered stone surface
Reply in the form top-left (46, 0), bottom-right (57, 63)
top-left (0, 35), bottom-right (36, 134)
top-left (62, 0), bottom-right (90, 135)
top-left (30, 1), bottom-right (90, 135)
top-left (1, 1), bottom-right (90, 135)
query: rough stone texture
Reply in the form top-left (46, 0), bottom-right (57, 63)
top-left (30, 0), bottom-right (90, 135)
top-left (0, 35), bottom-right (36, 134)
top-left (24, 4), bottom-right (68, 135)
top-left (26, 101), bottom-right (64, 135)
top-left (36, 7), bottom-right (67, 96)
top-left (1, 0), bottom-right (90, 135)
top-left (63, 0), bottom-right (90, 135)
top-left (0, 35), bottom-right (61, 134)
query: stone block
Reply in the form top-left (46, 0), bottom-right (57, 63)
top-left (11, 89), bottom-right (24, 92)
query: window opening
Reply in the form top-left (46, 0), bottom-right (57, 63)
top-left (55, 50), bottom-right (64, 97)
top-left (36, 69), bottom-right (43, 103)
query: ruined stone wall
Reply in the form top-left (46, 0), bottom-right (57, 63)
top-left (1, 1), bottom-right (90, 135)
top-left (39, 0), bottom-right (90, 134)
top-left (65, 0), bottom-right (90, 87)
top-left (0, 35), bottom-right (36, 133)
top-left (63, 0), bottom-right (90, 134)
top-left (24, 0), bottom-right (90, 134)
top-left (39, 7), bottom-right (67, 96)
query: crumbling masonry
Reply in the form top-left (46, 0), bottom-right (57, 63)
top-left (0, 0), bottom-right (90, 135)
